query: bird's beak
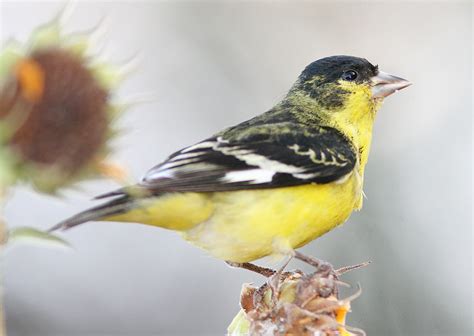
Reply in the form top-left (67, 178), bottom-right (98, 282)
top-left (371, 71), bottom-right (412, 99)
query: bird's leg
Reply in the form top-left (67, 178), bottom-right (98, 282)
top-left (294, 251), bottom-right (334, 270)
top-left (294, 250), bottom-right (338, 280)
top-left (293, 250), bottom-right (328, 269)
top-left (226, 261), bottom-right (277, 277)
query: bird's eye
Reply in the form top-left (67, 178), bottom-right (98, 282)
top-left (341, 70), bottom-right (358, 81)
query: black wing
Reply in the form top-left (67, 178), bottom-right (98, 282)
top-left (50, 123), bottom-right (356, 231)
top-left (135, 122), bottom-right (356, 193)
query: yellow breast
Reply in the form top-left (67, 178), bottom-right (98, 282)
top-left (182, 171), bottom-right (362, 262)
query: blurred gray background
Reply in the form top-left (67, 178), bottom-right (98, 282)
top-left (1, 1), bottom-right (472, 335)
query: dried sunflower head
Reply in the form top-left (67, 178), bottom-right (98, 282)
top-left (228, 267), bottom-right (365, 336)
top-left (0, 15), bottom-right (125, 192)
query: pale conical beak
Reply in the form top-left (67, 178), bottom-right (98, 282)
top-left (371, 71), bottom-right (412, 98)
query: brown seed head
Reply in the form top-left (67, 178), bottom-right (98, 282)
top-left (0, 48), bottom-right (110, 190)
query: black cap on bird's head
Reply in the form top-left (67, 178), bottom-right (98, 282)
top-left (300, 55), bottom-right (378, 84)
top-left (296, 55), bottom-right (411, 100)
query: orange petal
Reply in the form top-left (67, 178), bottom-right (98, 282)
top-left (97, 160), bottom-right (129, 183)
top-left (336, 303), bottom-right (352, 336)
top-left (16, 58), bottom-right (45, 103)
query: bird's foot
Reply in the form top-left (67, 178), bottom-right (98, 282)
top-left (226, 261), bottom-right (277, 278)
top-left (292, 250), bottom-right (342, 298)
top-left (293, 250), bottom-right (339, 279)
top-left (293, 251), bottom-right (371, 298)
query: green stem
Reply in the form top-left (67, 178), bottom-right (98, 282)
top-left (0, 185), bottom-right (8, 335)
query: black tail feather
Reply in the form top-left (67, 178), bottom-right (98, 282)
top-left (92, 187), bottom-right (127, 200)
top-left (92, 185), bottom-right (151, 200)
top-left (48, 196), bottom-right (132, 232)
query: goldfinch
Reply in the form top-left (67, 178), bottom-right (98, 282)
top-left (50, 56), bottom-right (410, 265)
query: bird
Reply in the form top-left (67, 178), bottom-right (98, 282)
top-left (50, 55), bottom-right (411, 274)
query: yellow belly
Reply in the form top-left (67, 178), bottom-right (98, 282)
top-left (106, 172), bottom-right (361, 263)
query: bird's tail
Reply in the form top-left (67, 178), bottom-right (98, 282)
top-left (48, 196), bottom-right (133, 232)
